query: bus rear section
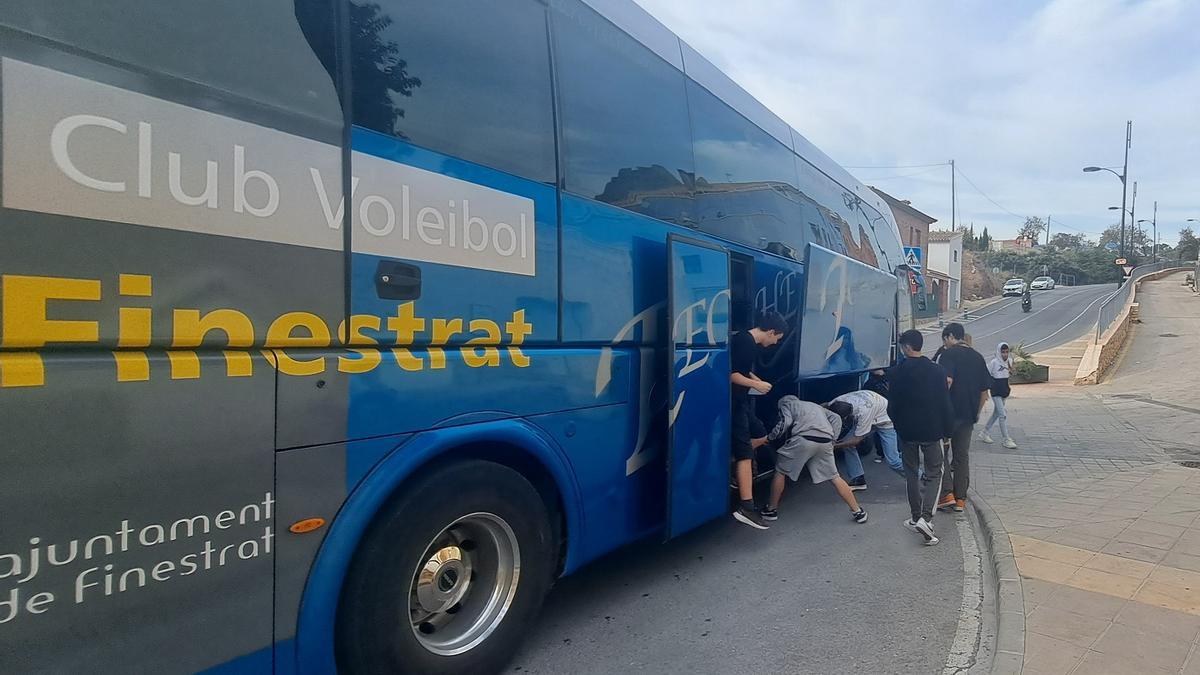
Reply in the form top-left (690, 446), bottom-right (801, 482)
top-left (0, 1), bottom-right (906, 674)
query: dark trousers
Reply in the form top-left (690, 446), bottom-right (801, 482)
top-left (943, 421), bottom-right (974, 500)
top-left (902, 440), bottom-right (944, 521)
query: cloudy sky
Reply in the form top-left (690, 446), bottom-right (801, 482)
top-left (635, 0), bottom-right (1200, 245)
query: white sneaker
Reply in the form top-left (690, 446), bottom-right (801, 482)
top-left (915, 517), bottom-right (939, 545)
top-left (902, 518), bottom-right (920, 533)
top-left (1003, 438), bottom-right (1018, 449)
top-left (979, 432), bottom-right (995, 443)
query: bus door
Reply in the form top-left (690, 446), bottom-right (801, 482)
top-left (665, 234), bottom-right (731, 539)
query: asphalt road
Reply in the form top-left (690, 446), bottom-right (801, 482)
top-left (922, 283), bottom-right (1118, 357)
top-left (511, 460), bottom-right (970, 674)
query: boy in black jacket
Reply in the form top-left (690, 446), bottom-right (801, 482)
top-left (888, 329), bottom-right (954, 546)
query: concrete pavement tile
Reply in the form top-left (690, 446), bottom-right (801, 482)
top-left (1065, 568), bottom-right (1143, 599)
top-left (1163, 550), bottom-right (1200, 574)
top-left (1186, 652), bottom-right (1200, 675)
top-left (1091, 622), bottom-right (1193, 673)
top-left (1172, 538), bottom-right (1200, 557)
top-left (1069, 520), bottom-right (1136, 539)
top-left (1100, 540), bottom-right (1170, 564)
top-left (992, 651), bottom-right (1025, 675)
top-left (1130, 519), bottom-right (1187, 539)
top-left (1082, 552), bottom-right (1156, 579)
top-left (1023, 631), bottom-right (1087, 674)
top-left (1176, 529), bottom-right (1200, 547)
top-left (1016, 554), bottom-right (1079, 585)
top-left (1045, 584), bottom-right (1128, 621)
top-left (1072, 649), bottom-right (1174, 675)
top-left (1147, 564), bottom-right (1200, 591)
top-left (1025, 606), bottom-right (1110, 649)
top-left (1011, 534), bottom-right (1096, 566)
top-left (1144, 511), bottom-right (1200, 527)
top-left (1116, 528), bottom-right (1181, 551)
top-left (997, 611), bottom-right (1026, 656)
top-left (1134, 580), bottom-right (1200, 614)
top-left (1022, 577), bottom-right (1061, 614)
top-left (1114, 600), bottom-right (1200, 644)
top-left (1052, 531), bottom-right (1114, 552)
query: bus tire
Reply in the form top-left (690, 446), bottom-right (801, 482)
top-left (336, 459), bottom-right (556, 675)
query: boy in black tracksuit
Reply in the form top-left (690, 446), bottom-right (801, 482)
top-left (888, 329), bottom-right (954, 546)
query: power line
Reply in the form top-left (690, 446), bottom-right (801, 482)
top-left (952, 165), bottom-right (1026, 221)
top-left (843, 162), bottom-right (950, 169)
top-left (862, 165), bottom-right (948, 181)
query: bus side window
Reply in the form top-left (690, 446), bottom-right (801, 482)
top-left (348, 0), bottom-right (556, 184)
top-left (551, 0), bottom-right (695, 226)
top-left (687, 79), bottom-right (806, 258)
top-left (2, 0), bottom-right (342, 126)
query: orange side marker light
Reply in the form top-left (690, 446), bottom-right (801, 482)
top-left (289, 517), bottom-right (327, 534)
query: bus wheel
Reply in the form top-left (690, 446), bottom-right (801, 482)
top-left (336, 459), bottom-right (556, 675)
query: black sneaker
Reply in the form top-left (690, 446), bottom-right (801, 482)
top-left (759, 506), bottom-right (779, 521)
top-left (733, 505), bottom-right (769, 530)
top-left (851, 509), bottom-right (868, 524)
top-left (847, 476), bottom-right (868, 492)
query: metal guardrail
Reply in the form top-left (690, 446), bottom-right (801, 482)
top-left (1094, 260), bottom-right (1186, 342)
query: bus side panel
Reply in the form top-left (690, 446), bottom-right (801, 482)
top-left (529, 354), bottom-right (659, 564)
top-left (0, 353), bottom-right (275, 673)
top-left (750, 254), bottom-right (805, 426)
top-left (0, 35), bottom-right (345, 673)
top-left (799, 245), bottom-right (897, 377)
top-left (273, 441), bottom-right (350, 656)
top-left (560, 196), bottom-right (673, 541)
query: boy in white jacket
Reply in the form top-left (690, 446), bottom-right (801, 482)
top-left (980, 342), bottom-right (1018, 448)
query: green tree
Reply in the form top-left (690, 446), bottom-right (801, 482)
top-left (1178, 227), bottom-right (1199, 261)
top-left (1098, 223), bottom-right (1149, 255)
top-left (1018, 216), bottom-right (1046, 244)
top-left (1048, 232), bottom-right (1087, 250)
top-left (979, 226), bottom-right (991, 251)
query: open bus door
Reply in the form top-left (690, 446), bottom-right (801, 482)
top-left (665, 234), bottom-right (732, 539)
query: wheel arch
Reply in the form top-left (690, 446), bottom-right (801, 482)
top-left (293, 418), bottom-right (584, 675)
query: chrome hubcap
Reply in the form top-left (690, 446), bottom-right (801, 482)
top-left (408, 513), bottom-right (520, 656)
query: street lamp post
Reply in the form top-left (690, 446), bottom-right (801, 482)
top-left (1083, 120), bottom-right (1132, 258)
top-left (1108, 205), bottom-right (1134, 254)
top-left (1137, 201), bottom-right (1157, 262)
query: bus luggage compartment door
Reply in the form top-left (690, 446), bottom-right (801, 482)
top-left (664, 235), bottom-right (731, 540)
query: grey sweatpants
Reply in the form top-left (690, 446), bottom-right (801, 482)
top-left (902, 440), bottom-right (944, 521)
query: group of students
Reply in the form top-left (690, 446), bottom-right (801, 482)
top-left (729, 313), bottom-right (1019, 547)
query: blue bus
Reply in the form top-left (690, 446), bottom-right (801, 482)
top-left (0, 1), bottom-right (909, 672)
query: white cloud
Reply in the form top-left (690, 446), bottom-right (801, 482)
top-left (635, 0), bottom-right (1200, 244)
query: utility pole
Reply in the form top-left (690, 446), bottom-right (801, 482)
top-left (1046, 215), bottom-right (1051, 246)
top-left (1152, 201), bottom-right (1158, 263)
top-left (1129, 180), bottom-right (1138, 256)
top-left (1119, 121), bottom-right (1131, 258)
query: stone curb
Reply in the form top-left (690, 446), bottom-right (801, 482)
top-left (968, 489), bottom-right (1025, 674)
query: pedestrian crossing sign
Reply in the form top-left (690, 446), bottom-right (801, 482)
top-left (903, 246), bottom-right (923, 271)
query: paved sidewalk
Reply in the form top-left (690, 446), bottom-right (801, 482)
top-left (971, 272), bottom-right (1200, 674)
top-left (1028, 335), bottom-right (1090, 382)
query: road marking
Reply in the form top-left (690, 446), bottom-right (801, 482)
top-left (970, 287), bottom-right (1104, 340)
top-left (963, 298), bottom-right (1020, 321)
top-left (943, 512), bottom-right (983, 674)
top-left (1023, 290), bottom-right (1117, 350)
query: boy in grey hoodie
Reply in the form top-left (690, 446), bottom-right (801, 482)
top-left (980, 342), bottom-right (1017, 448)
top-left (759, 395), bottom-right (868, 524)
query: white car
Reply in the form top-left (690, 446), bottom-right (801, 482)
top-left (1002, 279), bottom-right (1027, 296)
top-left (1030, 276), bottom-right (1056, 290)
